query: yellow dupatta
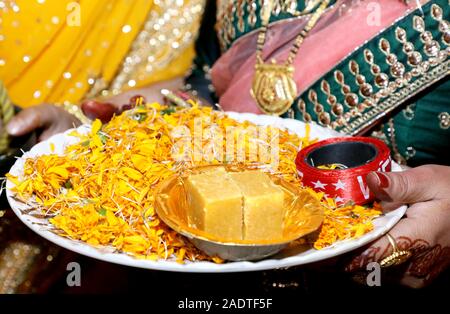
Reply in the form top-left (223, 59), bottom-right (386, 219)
top-left (0, 0), bottom-right (203, 107)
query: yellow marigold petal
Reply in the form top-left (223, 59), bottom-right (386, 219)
top-left (46, 166), bottom-right (70, 179)
top-left (91, 119), bottom-right (102, 135)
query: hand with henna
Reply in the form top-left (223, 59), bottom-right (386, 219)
top-left (346, 165), bottom-right (450, 288)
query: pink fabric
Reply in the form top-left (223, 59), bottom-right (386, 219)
top-left (211, 0), bottom-right (424, 114)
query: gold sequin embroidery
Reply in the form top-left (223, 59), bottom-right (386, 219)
top-left (438, 112), bottom-right (450, 129)
top-left (88, 0), bottom-right (205, 98)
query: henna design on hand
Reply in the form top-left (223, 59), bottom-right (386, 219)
top-left (345, 236), bottom-right (450, 286)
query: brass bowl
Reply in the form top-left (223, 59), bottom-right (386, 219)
top-left (155, 164), bottom-right (324, 261)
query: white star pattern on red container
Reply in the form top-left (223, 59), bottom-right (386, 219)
top-left (333, 179), bottom-right (346, 191)
top-left (334, 196), bottom-right (344, 203)
top-left (312, 180), bottom-right (327, 190)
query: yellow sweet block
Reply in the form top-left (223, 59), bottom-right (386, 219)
top-left (185, 167), bottom-right (244, 240)
top-left (185, 167), bottom-right (286, 242)
top-left (229, 170), bottom-right (285, 241)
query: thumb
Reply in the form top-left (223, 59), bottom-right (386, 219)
top-left (6, 106), bottom-right (44, 136)
top-left (366, 165), bottom-right (448, 204)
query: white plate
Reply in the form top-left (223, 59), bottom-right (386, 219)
top-left (6, 112), bottom-right (407, 273)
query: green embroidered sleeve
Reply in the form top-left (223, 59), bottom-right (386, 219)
top-left (376, 77), bottom-right (449, 166)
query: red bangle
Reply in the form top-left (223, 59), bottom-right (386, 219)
top-left (295, 137), bottom-right (391, 205)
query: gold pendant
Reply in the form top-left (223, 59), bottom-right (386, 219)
top-left (251, 59), bottom-right (297, 116)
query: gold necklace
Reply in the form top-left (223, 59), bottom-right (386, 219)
top-left (251, 0), bottom-right (330, 116)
